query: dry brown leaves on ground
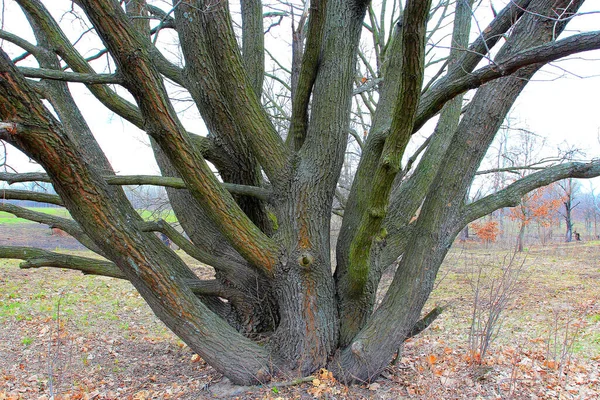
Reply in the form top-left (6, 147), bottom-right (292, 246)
top-left (1, 234), bottom-right (599, 399)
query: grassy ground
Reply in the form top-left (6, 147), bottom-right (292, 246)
top-left (0, 208), bottom-right (72, 225)
top-left (0, 208), bottom-right (177, 225)
top-left (0, 231), bottom-right (599, 399)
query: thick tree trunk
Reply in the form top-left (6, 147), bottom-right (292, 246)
top-left (332, 0), bottom-right (585, 382)
top-left (336, 0), bottom-right (474, 346)
top-left (268, 0), bottom-right (369, 374)
top-left (151, 141), bottom-right (279, 334)
top-left (0, 50), bottom-right (275, 385)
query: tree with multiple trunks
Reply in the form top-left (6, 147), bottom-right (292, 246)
top-left (1, 0), bottom-right (600, 385)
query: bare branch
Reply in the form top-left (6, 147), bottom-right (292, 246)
top-left (138, 220), bottom-right (237, 273)
top-left (416, 30), bottom-right (600, 133)
top-left (82, 48), bottom-right (108, 64)
top-left (0, 202), bottom-right (104, 254)
top-left (18, 66), bottom-right (122, 84)
top-left (457, 0), bottom-right (533, 74)
top-left (0, 29), bottom-right (41, 58)
top-left (146, 4), bottom-right (177, 32)
top-left (347, 129), bottom-right (364, 151)
top-left (241, 0), bottom-right (265, 96)
top-left (353, 77), bottom-right (383, 96)
top-left (0, 245), bottom-right (230, 301)
top-left (78, 0), bottom-right (279, 275)
top-left (287, 0), bottom-right (327, 150)
top-left (0, 245), bottom-right (123, 278)
top-left (347, 0), bottom-right (432, 295)
top-left (402, 134), bottom-right (431, 176)
top-left (0, 172), bottom-right (272, 201)
top-left (265, 48), bottom-right (292, 75)
top-left (474, 156), bottom-right (567, 175)
top-left (462, 161), bottom-right (600, 225)
top-left (407, 304), bottom-right (446, 339)
top-left (264, 72), bottom-right (292, 92)
top-left (0, 188), bottom-right (63, 206)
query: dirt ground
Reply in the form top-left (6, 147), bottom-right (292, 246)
top-left (0, 223), bottom-right (87, 251)
top-left (0, 223), bottom-right (599, 399)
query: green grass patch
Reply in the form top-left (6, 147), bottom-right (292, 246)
top-left (136, 209), bottom-right (177, 223)
top-left (0, 207), bottom-right (72, 225)
top-left (588, 314), bottom-right (600, 323)
top-left (0, 256), bottom-right (173, 341)
top-left (0, 301), bottom-right (22, 318)
top-left (0, 207), bottom-right (178, 224)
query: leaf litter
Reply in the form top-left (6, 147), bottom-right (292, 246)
top-left (0, 227), bottom-right (599, 399)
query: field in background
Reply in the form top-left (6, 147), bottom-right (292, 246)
top-left (0, 208), bottom-right (72, 225)
top-left (0, 220), bottom-right (599, 399)
top-left (0, 207), bottom-right (177, 225)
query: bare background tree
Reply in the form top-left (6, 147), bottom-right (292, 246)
top-left (1, 0), bottom-right (600, 385)
top-left (558, 177), bottom-right (580, 242)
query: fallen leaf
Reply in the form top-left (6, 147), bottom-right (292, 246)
top-left (427, 354), bottom-right (438, 366)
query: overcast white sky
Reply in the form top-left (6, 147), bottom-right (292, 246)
top-left (1, 1), bottom-right (600, 189)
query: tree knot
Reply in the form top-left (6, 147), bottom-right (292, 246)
top-left (368, 207), bottom-right (386, 219)
top-left (351, 340), bottom-right (365, 358)
top-left (0, 122), bottom-right (18, 137)
top-left (298, 253), bottom-right (314, 269)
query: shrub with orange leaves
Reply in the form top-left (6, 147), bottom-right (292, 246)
top-left (508, 183), bottom-right (563, 228)
top-left (471, 220), bottom-right (501, 243)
